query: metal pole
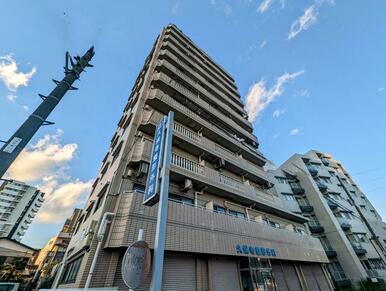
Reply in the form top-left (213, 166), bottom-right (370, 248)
top-left (150, 112), bottom-right (174, 291)
top-left (84, 212), bottom-right (114, 289)
top-left (0, 47), bottom-right (94, 179)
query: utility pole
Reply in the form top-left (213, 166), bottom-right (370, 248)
top-left (0, 47), bottom-right (95, 179)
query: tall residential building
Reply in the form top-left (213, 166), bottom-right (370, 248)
top-left (57, 24), bottom-right (332, 291)
top-left (0, 180), bottom-right (44, 241)
top-left (273, 150), bottom-right (386, 288)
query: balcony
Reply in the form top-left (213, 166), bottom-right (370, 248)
top-left (321, 158), bottom-right (330, 166)
top-left (308, 221), bottom-right (325, 233)
top-left (316, 181), bottom-right (328, 192)
top-left (351, 242), bottom-right (367, 256)
top-left (366, 269), bottom-right (379, 278)
top-left (170, 152), bottom-right (305, 223)
top-left (337, 218), bottom-right (352, 231)
top-left (159, 50), bottom-right (249, 130)
top-left (164, 28), bottom-right (239, 98)
top-left (152, 70), bottom-right (255, 145)
top-left (143, 95), bottom-right (265, 166)
top-left (289, 183), bottom-right (305, 195)
top-left (328, 200), bottom-right (338, 210)
top-left (307, 166), bottom-right (318, 176)
top-left (324, 248), bottom-right (338, 258)
top-left (299, 204), bottom-right (314, 213)
top-left (137, 115), bottom-right (270, 186)
top-left (334, 279), bottom-right (351, 288)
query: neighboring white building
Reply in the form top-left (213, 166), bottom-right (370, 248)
top-left (0, 180), bottom-right (44, 241)
top-left (272, 150), bottom-right (386, 288)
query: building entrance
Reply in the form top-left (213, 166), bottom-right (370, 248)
top-left (240, 257), bottom-right (277, 291)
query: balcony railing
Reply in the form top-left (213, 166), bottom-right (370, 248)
top-left (366, 269), bottom-right (379, 278)
top-left (164, 30), bottom-right (238, 98)
top-left (289, 183), bottom-right (305, 195)
top-left (316, 181), bottom-right (328, 192)
top-left (327, 200), bottom-right (338, 209)
top-left (350, 242), bottom-right (367, 256)
top-left (307, 165), bottom-right (318, 176)
top-left (308, 221), bottom-right (325, 233)
top-left (145, 93), bottom-right (265, 165)
top-left (337, 218), bottom-right (352, 231)
top-left (173, 122), bottom-right (269, 183)
top-left (170, 153), bottom-right (279, 208)
top-left (154, 71), bottom-right (255, 144)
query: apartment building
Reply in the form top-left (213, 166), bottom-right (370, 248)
top-left (57, 24), bottom-right (333, 291)
top-left (273, 150), bottom-right (386, 288)
top-left (35, 208), bottom-right (81, 271)
top-left (0, 180), bottom-right (44, 241)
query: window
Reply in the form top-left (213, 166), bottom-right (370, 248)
top-left (275, 177), bottom-right (288, 184)
top-left (94, 184), bottom-right (108, 213)
top-left (229, 210), bottom-right (246, 219)
top-left (132, 183), bottom-right (146, 192)
top-left (360, 205), bottom-right (367, 211)
top-left (369, 259), bottom-right (386, 270)
top-left (320, 177), bottom-right (332, 184)
top-left (282, 193), bottom-right (295, 201)
top-left (84, 201), bottom-right (94, 222)
top-left (269, 221), bottom-right (280, 228)
top-left (214, 205), bottom-right (226, 214)
top-left (312, 163), bottom-right (322, 170)
top-left (169, 194), bottom-right (194, 206)
top-left (61, 255), bottom-right (83, 284)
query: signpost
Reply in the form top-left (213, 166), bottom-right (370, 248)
top-left (143, 111), bottom-right (174, 291)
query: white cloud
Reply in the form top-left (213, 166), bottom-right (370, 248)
top-left (224, 4), bottom-right (233, 17)
top-left (36, 177), bottom-right (92, 223)
top-left (6, 130), bottom-right (91, 223)
top-left (288, 0), bottom-right (335, 40)
top-left (23, 105), bottom-right (29, 111)
top-left (273, 109), bottom-right (286, 118)
top-left (296, 89), bottom-right (310, 98)
top-left (210, 0), bottom-right (216, 5)
top-left (259, 39), bottom-right (268, 48)
top-left (0, 55), bottom-right (36, 91)
top-left (245, 70), bottom-right (305, 122)
top-left (171, 1), bottom-right (180, 14)
top-left (257, 0), bottom-right (274, 13)
top-left (6, 94), bottom-right (17, 102)
top-left (379, 87), bottom-right (385, 92)
top-left (288, 5), bottom-right (317, 40)
top-left (7, 130), bottom-right (77, 181)
top-left (290, 128), bottom-right (300, 136)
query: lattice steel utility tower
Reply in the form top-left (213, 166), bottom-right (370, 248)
top-left (0, 47), bottom-right (95, 179)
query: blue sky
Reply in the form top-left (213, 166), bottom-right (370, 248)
top-left (1, 0), bottom-right (386, 248)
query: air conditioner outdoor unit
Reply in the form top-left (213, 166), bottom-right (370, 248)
top-left (137, 162), bottom-right (149, 177)
top-left (215, 158), bottom-right (226, 169)
top-left (181, 178), bottom-right (193, 192)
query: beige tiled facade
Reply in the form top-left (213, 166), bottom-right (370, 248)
top-left (57, 25), bottom-right (333, 291)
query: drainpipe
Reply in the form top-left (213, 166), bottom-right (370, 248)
top-left (84, 212), bottom-right (115, 289)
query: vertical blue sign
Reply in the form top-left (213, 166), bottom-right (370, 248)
top-left (143, 118), bottom-right (165, 206)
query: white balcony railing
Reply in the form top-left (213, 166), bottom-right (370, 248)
top-left (170, 153), bottom-right (275, 204)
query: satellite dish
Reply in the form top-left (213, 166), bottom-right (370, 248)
top-left (121, 240), bottom-right (151, 289)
